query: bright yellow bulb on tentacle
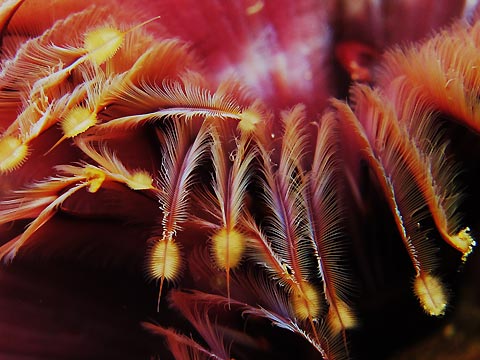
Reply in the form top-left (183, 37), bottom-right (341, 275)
top-left (0, 136), bottom-right (29, 173)
top-left (328, 299), bottom-right (357, 333)
top-left (148, 238), bottom-right (182, 282)
top-left (83, 16), bottom-right (161, 66)
top-left (62, 107), bottom-right (97, 138)
top-left (84, 27), bottom-right (124, 65)
top-left (414, 273), bottom-right (448, 316)
top-left (238, 107), bottom-right (262, 134)
top-left (83, 165), bottom-right (106, 193)
top-left (451, 227), bottom-right (476, 261)
top-left (126, 171), bottom-right (154, 190)
top-left (211, 228), bottom-right (246, 270)
top-left (291, 281), bottom-right (321, 321)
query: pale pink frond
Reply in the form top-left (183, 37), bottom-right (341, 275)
top-left (199, 128), bottom-right (256, 298)
top-left (156, 121), bottom-right (212, 238)
top-left (377, 20), bottom-right (480, 134)
top-left (169, 290), bottom-right (232, 360)
top-left (350, 85), bottom-right (448, 315)
top-left (0, 5), bottom-right (116, 104)
top-left (99, 39), bottom-right (200, 113)
top-left (95, 76), bottom-right (244, 134)
top-left (0, 183), bottom-right (87, 263)
top-left (256, 105), bottom-right (320, 300)
top-left (0, 173), bottom-right (84, 224)
top-left (143, 322), bottom-right (222, 360)
top-left (383, 78), bottom-right (474, 258)
top-left (308, 110), bottom-right (356, 338)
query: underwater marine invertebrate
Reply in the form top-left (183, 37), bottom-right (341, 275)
top-left (0, 0), bottom-right (479, 359)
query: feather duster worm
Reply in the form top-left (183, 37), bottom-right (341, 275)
top-left (0, 1), bottom-right (479, 359)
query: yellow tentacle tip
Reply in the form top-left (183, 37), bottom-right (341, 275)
top-left (452, 227), bottom-right (476, 261)
top-left (125, 170), bottom-right (154, 190)
top-left (414, 273), bottom-right (448, 316)
top-left (328, 300), bottom-right (357, 333)
top-left (83, 165), bottom-right (106, 193)
top-left (84, 16), bottom-right (161, 66)
top-left (62, 107), bottom-right (97, 138)
top-left (238, 107), bottom-right (262, 134)
top-left (146, 237), bottom-right (182, 312)
top-left (291, 281), bottom-right (321, 321)
top-left (246, 1), bottom-right (264, 16)
top-left (0, 136), bottom-right (29, 173)
top-left (211, 228), bottom-right (246, 270)
top-left (147, 238), bottom-right (182, 283)
top-left (84, 27), bottom-right (124, 65)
